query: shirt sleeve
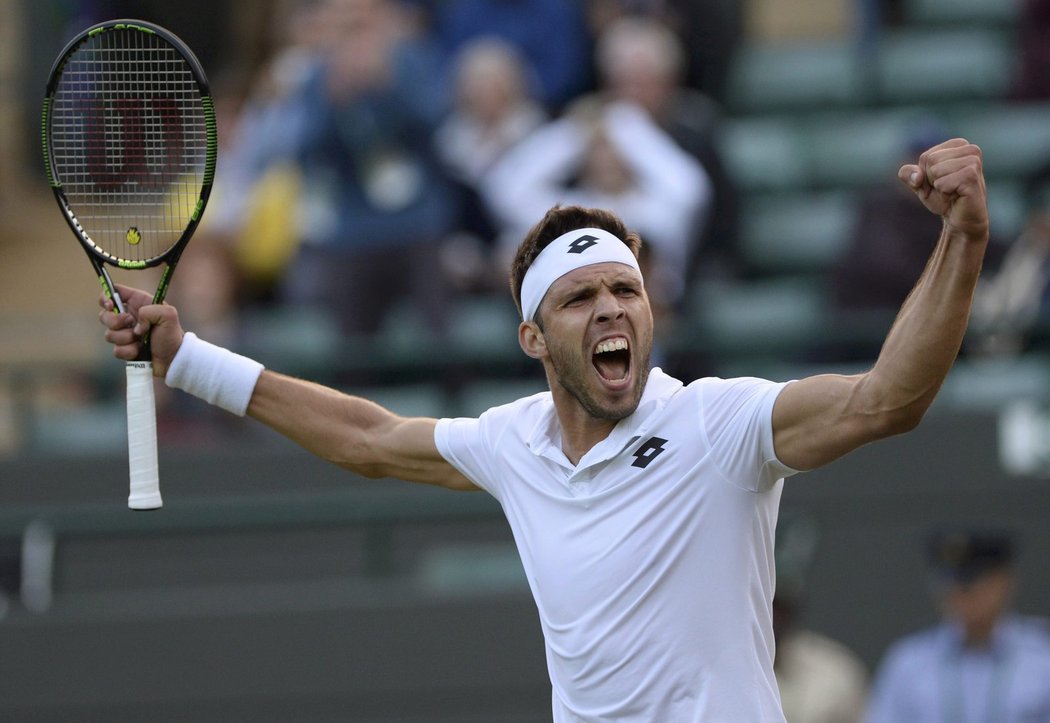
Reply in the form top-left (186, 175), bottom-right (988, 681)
top-left (434, 415), bottom-right (502, 501)
top-left (697, 376), bottom-right (799, 492)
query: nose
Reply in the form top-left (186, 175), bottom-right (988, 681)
top-left (594, 287), bottom-right (625, 322)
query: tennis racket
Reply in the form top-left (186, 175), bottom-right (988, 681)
top-left (42, 19), bottom-right (217, 510)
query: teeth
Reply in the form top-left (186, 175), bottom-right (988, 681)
top-left (595, 338), bottom-right (629, 354)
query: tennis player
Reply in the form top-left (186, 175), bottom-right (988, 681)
top-left (100, 139), bottom-right (988, 721)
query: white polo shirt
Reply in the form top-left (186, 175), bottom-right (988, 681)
top-left (435, 368), bottom-right (797, 722)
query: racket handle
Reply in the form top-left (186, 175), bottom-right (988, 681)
top-left (126, 361), bottom-right (162, 510)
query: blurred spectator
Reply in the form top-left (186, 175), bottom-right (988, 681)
top-left (276, 0), bottom-right (458, 336)
top-left (433, 37), bottom-right (548, 294)
top-left (832, 179), bottom-right (942, 310)
top-left (590, 15), bottom-right (740, 279)
top-left (830, 123), bottom-right (947, 359)
top-left (202, 0), bottom-right (333, 303)
top-left (855, 0), bottom-right (907, 52)
top-left (774, 513), bottom-right (869, 723)
top-left (970, 163), bottom-right (1050, 356)
top-left (482, 99), bottom-right (710, 329)
top-left (1011, 0), bottom-right (1050, 101)
top-left (585, 0), bottom-right (745, 104)
top-left (168, 242), bottom-right (242, 349)
top-left (157, 241), bottom-right (246, 439)
top-left (865, 529), bottom-right (1050, 723)
top-left (423, 0), bottom-right (592, 111)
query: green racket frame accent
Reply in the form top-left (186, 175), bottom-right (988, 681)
top-left (41, 18), bottom-right (216, 271)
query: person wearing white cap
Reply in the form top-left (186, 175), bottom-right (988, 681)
top-left (100, 139), bottom-right (989, 721)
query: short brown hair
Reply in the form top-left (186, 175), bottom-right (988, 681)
top-left (509, 205), bottom-right (642, 319)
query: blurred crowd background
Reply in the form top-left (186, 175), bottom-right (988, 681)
top-left (2, 1), bottom-right (1050, 721)
top-left (3, 0), bottom-right (1050, 447)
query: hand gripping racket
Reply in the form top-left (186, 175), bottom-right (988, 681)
top-left (42, 20), bottom-right (217, 509)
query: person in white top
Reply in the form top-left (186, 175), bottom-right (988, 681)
top-left (483, 99), bottom-right (711, 310)
top-left (99, 139), bottom-right (989, 721)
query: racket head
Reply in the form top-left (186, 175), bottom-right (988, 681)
top-left (41, 19), bottom-right (217, 290)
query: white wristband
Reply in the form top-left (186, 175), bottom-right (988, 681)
top-left (165, 332), bottom-right (264, 416)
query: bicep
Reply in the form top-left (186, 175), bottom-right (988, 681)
top-left (248, 371), bottom-right (476, 491)
top-left (771, 373), bottom-right (892, 471)
top-left (361, 416), bottom-right (478, 491)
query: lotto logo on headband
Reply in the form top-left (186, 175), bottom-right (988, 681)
top-left (567, 235), bottom-right (599, 254)
top-left (519, 227), bottom-right (641, 321)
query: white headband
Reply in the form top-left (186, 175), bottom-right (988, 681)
top-left (520, 227), bottom-right (641, 321)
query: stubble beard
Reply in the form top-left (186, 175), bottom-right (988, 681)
top-left (547, 340), bottom-right (652, 422)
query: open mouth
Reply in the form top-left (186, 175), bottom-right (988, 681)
top-left (592, 337), bottom-right (631, 383)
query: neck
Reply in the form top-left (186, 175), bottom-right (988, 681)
top-left (963, 619), bottom-right (998, 648)
top-left (559, 418), bottom-right (617, 466)
top-left (549, 387), bottom-right (618, 465)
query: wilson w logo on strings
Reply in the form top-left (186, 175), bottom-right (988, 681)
top-left (74, 96), bottom-right (191, 189)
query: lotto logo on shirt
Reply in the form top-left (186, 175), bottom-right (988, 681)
top-left (632, 436), bottom-right (668, 469)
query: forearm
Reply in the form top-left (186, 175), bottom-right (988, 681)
top-left (772, 224), bottom-right (987, 471)
top-left (162, 335), bottom-right (468, 487)
top-left (164, 332), bottom-right (393, 472)
top-left (865, 221), bottom-right (988, 422)
top-left (248, 373), bottom-right (471, 487)
top-left (170, 334), bottom-right (396, 469)
top-left (772, 140), bottom-right (989, 471)
top-left (247, 370), bottom-right (396, 474)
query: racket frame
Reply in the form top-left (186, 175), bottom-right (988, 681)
top-left (41, 19), bottom-right (217, 509)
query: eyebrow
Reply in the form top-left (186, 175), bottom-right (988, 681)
top-left (552, 272), bottom-right (641, 304)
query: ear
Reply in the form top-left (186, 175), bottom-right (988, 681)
top-left (518, 320), bottom-right (547, 360)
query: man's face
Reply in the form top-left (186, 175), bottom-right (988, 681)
top-left (533, 262), bottom-right (654, 421)
top-left (938, 568), bottom-right (1015, 639)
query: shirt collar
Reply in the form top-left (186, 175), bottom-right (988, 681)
top-left (938, 616), bottom-right (1019, 658)
top-left (525, 367), bottom-right (683, 469)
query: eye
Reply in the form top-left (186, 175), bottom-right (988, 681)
top-left (562, 288), bottom-right (593, 307)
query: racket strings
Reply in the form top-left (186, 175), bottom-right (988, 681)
top-left (49, 28), bottom-right (208, 264)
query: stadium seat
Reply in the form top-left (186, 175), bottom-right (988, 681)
top-left (738, 191), bottom-right (857, 275)
top-left (903, 0), bottom-right (1022, 27)
top-left (985, 179), bottom-right (1028, 241)
top-left (343, 384), bottom-right (449, 419)
top-left (375, 296), bottom-right (523, 373)
top-left (685, 276), bottom-right (828, 359)
top-left (935, 353), bottom-right (1050, 412)
top-left (716, 117), bottom-right (810, 192)
top-left (804, 109), bottom-right (920, 189)
top-left (951, 103), bottom-right (1050, 181)
top-left (455, 378), bottom-right (548, 418)
top-left (874, 29), bottom-right (1015, 104)
top-left (239, 305), bottom-right (343, 375)
top-left (447, 296), bottom-right (522, 361)
top-left (28, 401), bottom-right (127, 454)
top-left (725, 40), bottom-right (869, 114)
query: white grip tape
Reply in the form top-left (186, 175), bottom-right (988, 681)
top-left (126, 361), bottom-right (162, 510)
